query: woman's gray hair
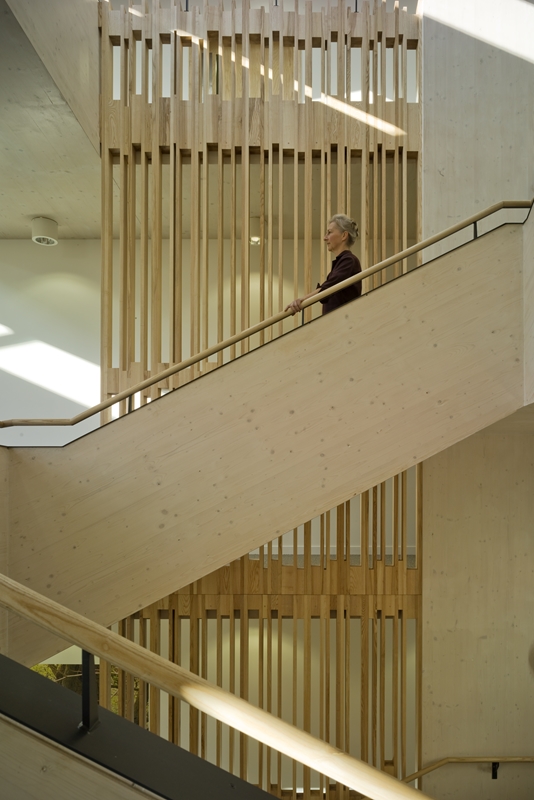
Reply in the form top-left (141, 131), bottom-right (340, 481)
top-left (329, 214), bottom-right (359, 247)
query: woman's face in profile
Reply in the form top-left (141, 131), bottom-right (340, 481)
top-left (323, 222), bottom-right (346, 253)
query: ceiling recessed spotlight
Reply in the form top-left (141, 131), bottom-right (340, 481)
top-left (32, 217), bottom-right (59, 246)
top-left (249, 217), bottom-right (261, 246)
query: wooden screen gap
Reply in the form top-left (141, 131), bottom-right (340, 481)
top-left (217, 148), bottom-right (225, 365)
top-left (266, 603), bottom-right (273, 790)
top-left (277, 147), bottom-right (284, 338)
top-left (392, 604), bottom-right (399, 777)
top-left (371, 611), bottom-right (378, 767)
top-left (291, 602), bottom-right (297, 800)
top-left (229, 608), bottom-right (236, 773)
top-left (151, 145), bottom-right (163, 387)
top-left (101, 147), bottom-right (114, 417)
top-left (170, 599), bottom-right (182, 744)
top-left (293, 150), bottom-right (299, 330)
top-left (200, 597), bottom-right (208, 759)
top-left (126, 151), bottom-right (136, 369)
top-left (380, 605), bottom-right (386, 771)
top-left (303, 597), bottom-right (311, 797)
top-left (267, 144), bottom-right (274, 339)
top-left (190, 148), bottom-right (200, 374)
top-left (138, 616), bottom-right (148, 733)
top-left (201, 145), bottom-right (209, 366)
top-left (230, 147), bottom-right (237, 361)
top-left (139, 150), bottom-right (149, 397)
top-left (149, 606), bottom-right (161, 736)
top-left (259, 146), bottom-right (266, 344)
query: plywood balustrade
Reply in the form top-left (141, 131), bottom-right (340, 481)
top-left (100, 0), bottom-right (421, 410)
top-left (101, 465), bottom-right (422, 794)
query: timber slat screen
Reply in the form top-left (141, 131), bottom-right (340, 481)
top-left (99, 0), bottom-right (421, 795)
top-left (100, 0), bottom-right (420, 410)
top-left (100, 464), bottom-right (422, 795)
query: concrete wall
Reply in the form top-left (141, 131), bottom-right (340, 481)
top-left (422, 0), bottom-right (534, 245)
top-left (523, 207), bottom-right (534, 405)
top-left (422, 421), bottom-right (534, 799)
top-left (0, 240), bottom-right (101, 447)
top-left (0, 447), bottom-right (8, 653)
top-left (420, 8), bottom-right (534, 794)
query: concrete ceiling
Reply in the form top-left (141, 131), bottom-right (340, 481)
top-left (0, 0), bottom-right (419, 244)
top-left (0, 0), bottom-right (102, 240)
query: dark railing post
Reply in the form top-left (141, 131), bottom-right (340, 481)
top-left (473, 220), bottom-right (478, 239)
top-left (128, 394), bottom-right (134, 414)
top-left (81, 650), bottom-right (100, 732)
top-left (492, 762), bottom-right (499, 780)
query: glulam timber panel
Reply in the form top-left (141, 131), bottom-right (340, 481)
top-left (0, 715), bottom-right (161, 800)
top-left (172, 465), bottom-right (421, 598)
top-left (6, 224), bottom-right (525, 667)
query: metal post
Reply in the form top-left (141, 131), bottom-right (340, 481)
top-left (491, 762), bottom-right (499, 780)
top-left (473, 221), bottom-right (478, 239)
top-left (81, 650), bottom-right (100, 732)
top-left (128, 394), bottom-right (134, 414)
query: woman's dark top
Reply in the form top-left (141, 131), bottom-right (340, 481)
top-left (317, 250), bottom-right (362, 315)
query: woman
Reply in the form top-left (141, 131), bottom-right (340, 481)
top-left (285, 215), bottom-right (361, 315)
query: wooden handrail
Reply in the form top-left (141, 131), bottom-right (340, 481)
top-left (404, 755), bottom-right (534, 783)
top-left (0, 572), bottom-right (429, 800)
top-left (0, 199), bottom-right (531, 430)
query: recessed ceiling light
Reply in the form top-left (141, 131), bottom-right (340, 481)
top-left (249, 217), bottom-right (261, 246)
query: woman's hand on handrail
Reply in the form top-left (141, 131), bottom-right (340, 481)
top-left (285, 288), bottom-right (321, 315)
